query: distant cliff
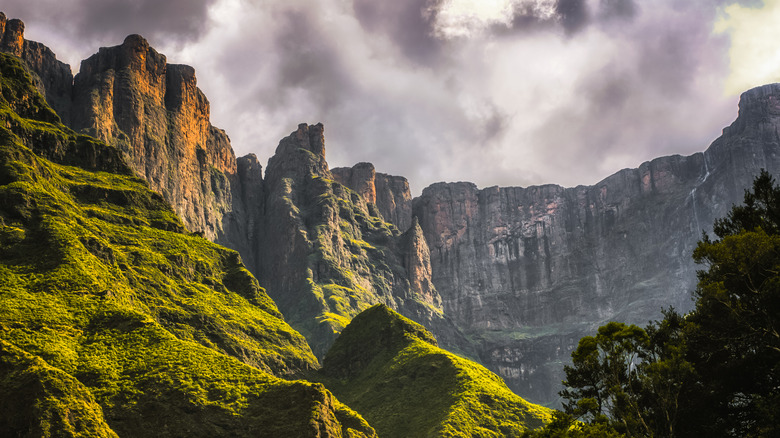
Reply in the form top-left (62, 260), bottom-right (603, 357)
top-left (259, 123), bottom-right (462, 356)
top-left (411, 83), bottom-right (780, 404)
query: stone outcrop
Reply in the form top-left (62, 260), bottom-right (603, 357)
top-left (259, 123), bottom-right (458, 356)
top-left (0, 13), bottom-right (73, 124)
top-left (332, 163), bottom-right (413, 231)
top-left (412, 83), bottom-right (780, 405)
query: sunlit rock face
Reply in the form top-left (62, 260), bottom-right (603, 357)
top-left (412, 83), bottom-right (780, 405)
top-left (0, 13), bottom-right (73, 124)
top-left (12, 30), bottom-right (264, 271)
top-left (70, 35), bottom-right (244, 243)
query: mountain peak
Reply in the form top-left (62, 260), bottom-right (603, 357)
top-left (0, 14), bottom-right (24, 57)
top-left (723, 83), bottom-right (780, 138)
top-left (322, 304), bottom-right (438, 379)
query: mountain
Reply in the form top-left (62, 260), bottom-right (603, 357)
top-left (0, 14), bottom-right (556, 436)
top-left (0, 51), bottom-right (374, 437)
top-left (410, 83), bottom-right (780, 404)
top-left (5, 10), bottom-right (779, 410)
top-left (259, 123), bottom-right (464, 356)
top-left (319, 304), bottom-right (552, 437)
top-left (0, 17), bottom-right (463, 359)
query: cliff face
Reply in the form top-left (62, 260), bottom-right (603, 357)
top-left (0, 13), bottom-right (73, 123)
top-left (0, 22), bottom-right (262, 272)
top-left (332, 162), bottom-right (413, 231)
top-left (70, 35), bottom-right (261, 261)
top-left (412, 83), bottom-right (780, 405)
top-left (259, 124), bottom-right (453, 356)
top-left (2, 16), bottom-right (453, 359)
top-left (0, 53), bottom-right (375, 437)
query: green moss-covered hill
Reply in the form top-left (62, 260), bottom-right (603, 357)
top-left (0, 52), bottom-right (375, 437)
top-left (320, 304), bottom-right (554, 438)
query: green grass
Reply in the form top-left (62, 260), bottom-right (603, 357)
top-left (320, 305), bottom-right (554, 438)
top-left (0, 52), bottom-right (375, 437)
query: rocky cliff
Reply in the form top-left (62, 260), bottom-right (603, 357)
top-left (412, 83), bottom-right (780, 405)
top-left (0, 13), bottom-right (73, 124)
top-left (70, 35), bottom-right (262, 263)
top-left (0, 15), bottom-right (460, 360)
top-left (0, 23), bottom-right (262, 272)
top-left (259, 123), bottom-right (457, 356)
top-left (0, 53), bottom-right (376, 437)
top-left (332, 162), bottom-right (413, 231)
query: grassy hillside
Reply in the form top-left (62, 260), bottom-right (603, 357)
top-left (0, 52), bottom-right (375, 437)
top-left (320, 304), bottom-right (553, 438)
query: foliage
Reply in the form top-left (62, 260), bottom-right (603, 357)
top-left (0, 52), bottom-right (376, 437)
top-left (319, 304), bottom-right (553, 438)
top-left (687, 169), bottom-right (780, 436)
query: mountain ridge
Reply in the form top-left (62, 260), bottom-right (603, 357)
top-left (5, 12), bottom-right (780, 409)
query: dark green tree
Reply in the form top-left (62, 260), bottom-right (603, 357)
top-left (687, 169), bottom-right (780, 436)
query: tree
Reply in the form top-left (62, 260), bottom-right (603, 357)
top-left (687, 169), bottom-right (780, 436)
top-left (558, 313), bottom-right (694, 438)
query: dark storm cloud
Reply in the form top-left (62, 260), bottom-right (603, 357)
top-left (352, 0), bottom-right (444, 64)
top-left (598, 0), bottom-right (637, 20)
top-left (5, 0), bottom-right (766, 194)
top-left (556, 0), bottom-right (590, 34)
top-left (497, 0), bottom-right (634, 36)
top-left (3, 0), bottom-right (216, 45)
top-left (273, 10), bottom-right (355, 109)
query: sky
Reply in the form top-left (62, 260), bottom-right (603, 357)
top-left (4, 0), bottom-right (780, 194)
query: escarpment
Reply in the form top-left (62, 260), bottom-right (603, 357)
top-left (411, 83), bottom-right (780, 404)
top-left (8, 11), bottom-right (780, 409)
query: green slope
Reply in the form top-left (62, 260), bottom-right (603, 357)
top-left (320, 304), bottom-right (553, 438)
top-left (0, 52), bottom-right (375, 437)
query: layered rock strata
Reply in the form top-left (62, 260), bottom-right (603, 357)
top-left (70, 35), bottom-right (262, 260)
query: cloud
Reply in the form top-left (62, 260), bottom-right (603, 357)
top-left (352, 0), bottom-right (445, 65)
top-left (3, 0), bottom-right (216, 45)
top-left (4, 0), bottom-right (767, 195)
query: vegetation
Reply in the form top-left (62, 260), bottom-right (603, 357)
top-left (525, 170), bottom-right (780, 437)
top-left (0, 52), bottom-right (375, 437)
top-left (320, 304), bottom-right (553, 438)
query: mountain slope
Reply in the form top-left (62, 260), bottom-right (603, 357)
top-left (0, 52), bottom-right (374, 437)
top-left (320, 304), bottom-right (552, 437)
